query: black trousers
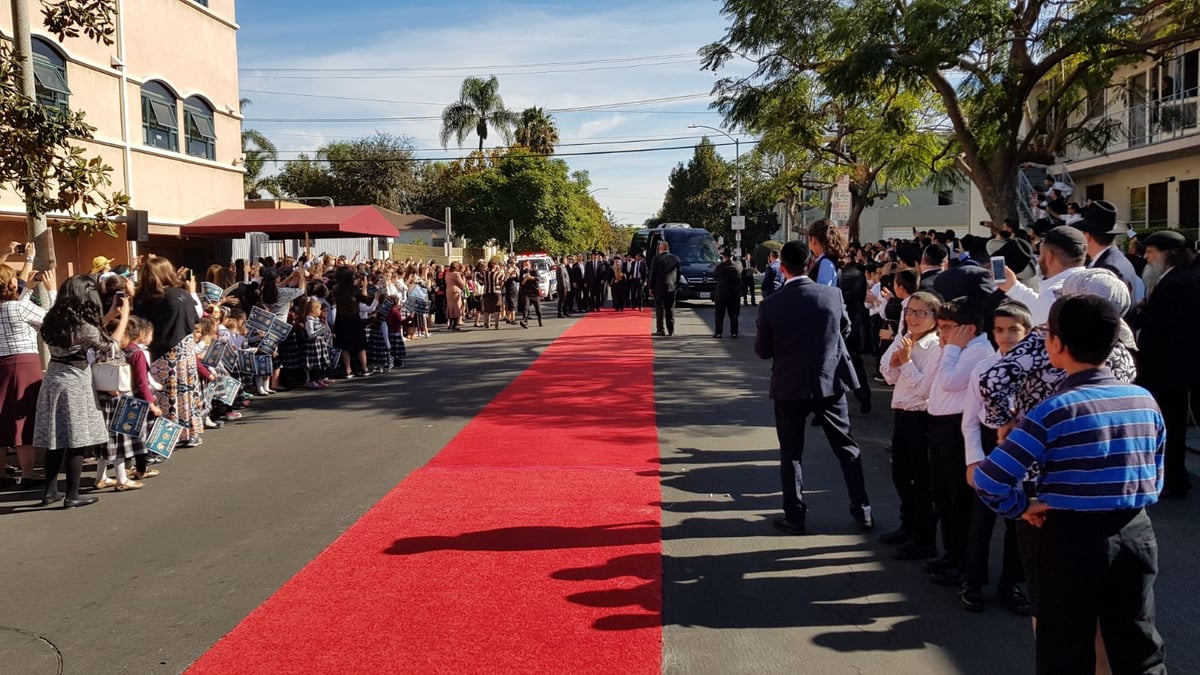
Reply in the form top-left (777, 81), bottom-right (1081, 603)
top-left (773, 395), bottom-right (870, 524)
top-left (519, 293), bottom-right (542, 324)
top-left (891, 410), bottom-right (936, 546)
top-left (742, 279), bottom-right (756, 305)
top-left (655, 291), bottom-right (676, 334)
top-left (965, 425), bottom-right (1023, 588)
top-left (629, 281), bottom-right (644, 309)
top-left (557, 286), bottom-right (571, 316)
top-left (612, 281), bottom-right (627, 310)
top-left (1036, 509), bottom-right (1164, 675)
top-left (588, 284), bottom-right (604, 310)
top-left (1142, 381), bottom-right (1192, 494)
top-left (929, 413), bottom-right (971, 565)
top-left (714, 297), bottom-right (739, 335)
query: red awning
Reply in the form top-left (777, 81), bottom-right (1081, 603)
top-left (182, 206), bottom-right (406, 239)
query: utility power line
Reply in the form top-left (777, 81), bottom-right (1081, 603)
top-left (240, 59), bottom-right (698, 80)
top-left (264, 139), bottom-right (756, 163)
top-left (239, 52), bottom-right (697, 73)
top-left (270, 134), bottom-right (723, 154)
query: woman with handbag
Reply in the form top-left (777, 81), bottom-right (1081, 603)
top-left (0, 264), bottom-right (54, 486)
top-left (35, 273), bottom-right (130, 508)
top-left (133, 258), bottom-right (204, 448)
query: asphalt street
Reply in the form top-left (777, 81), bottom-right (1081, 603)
top-left (1, 300), bottom-right (1197, 675)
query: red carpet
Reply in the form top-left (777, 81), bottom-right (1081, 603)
top-left (187, 312), bottom-right (662, 674)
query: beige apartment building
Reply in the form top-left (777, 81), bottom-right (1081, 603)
top-left (0, 0), bottom-right (242, 276)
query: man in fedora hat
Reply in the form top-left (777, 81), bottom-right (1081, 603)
top-left (1127, 229), bottom-right (1200, 499)
top-left (1072, 199), bottom-right (1143, 306)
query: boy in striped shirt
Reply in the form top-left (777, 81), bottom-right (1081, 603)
top-left (974, 294), bottom-right (1166, 674)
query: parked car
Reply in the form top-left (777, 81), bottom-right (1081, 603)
top-left (629, 223), bottom-right (720, 301)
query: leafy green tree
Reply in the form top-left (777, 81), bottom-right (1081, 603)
top-left (440, 75), bottom-right (519, 153)
top-left (276, 133), bottom-right (421, 210)
top-left (452, 150), bottom-right (607, 255)
top-left (515, 107), bottom-right (560, 155)
top-left (702, 0), bottom-right (1200, 224)
top-left (654, 138), bottom-right (735, 239)
top-left (1, 0), bottom-right (130, 268)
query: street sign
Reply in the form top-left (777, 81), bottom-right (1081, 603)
top-left (731, 215), bottom-right (746, 231)
top-left (831, 175), bottom-right (851, 222)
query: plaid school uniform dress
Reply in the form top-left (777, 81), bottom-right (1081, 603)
top-left (99, 393), bottom-right (146, 461)
top-left (304, 318), bottom-right (333, 371)
top-left (366, 318), bottom-right (391, 372)
top-left (278, 323), bottom-right (304, 372)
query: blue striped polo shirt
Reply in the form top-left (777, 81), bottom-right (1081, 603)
top-left (974, 367), bottom-right (1165, 520)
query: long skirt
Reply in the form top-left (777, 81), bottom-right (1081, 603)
top-left (150, 336), bottom-right (203, 441)
top-left (389, 332), bottom-right (406, 367)
top-left (33, 361), bottom-right (106, 451)
top-left (98, 392), bottom-right (146, 462)
top-left (0, 353), bottom-right (43, 447)
top-left (367, 323), bottom-right (391, 371)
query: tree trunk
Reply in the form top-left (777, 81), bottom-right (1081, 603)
top-left (11, 0), bottom-right (55, 270)
top-left (973, 155), bottom-right (1021, 229)
top-left (846, 199), bottom-right (867, 244)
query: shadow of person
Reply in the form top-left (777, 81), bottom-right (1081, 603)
top-left (384, 520), bottom-right (660, 555)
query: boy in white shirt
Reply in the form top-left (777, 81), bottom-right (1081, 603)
top-left (878, 290), bottom-right (942, 560)
top-left (926, 298), bottom-right (997, 586)
top-left (960, 300), bottom-right (1034, 614)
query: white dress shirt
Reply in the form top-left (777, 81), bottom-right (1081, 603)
top-left (879, 331), bottom-right (941, 411)
top-left (1004, 266), bottom-right (1087, 326)
top-left (961, 352), bottom-right (1002, 466)
top-left (928, 333), bottom-right (996, 416)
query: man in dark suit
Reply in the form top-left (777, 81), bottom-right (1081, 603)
top-left (585, 251), bottom-right (606, 311)
top-left (713, 248), bottom-right (743, 338)
top-left (627, 253), bottom-right (647, 310)
top-left (569, 256), bottom-right (586, 314)
top-left (648, 241), bottom-right (680, 336)
top-left (837, 260), bottom-right (872, 413)
top-left (1127, 230), bottom-right (1199, 499)
top-left (918, 243), bottom-right (948, 291)
top-left (755, 240), bottom-right (873, 534)
top-left (556, 256), bottom-right (574, 318)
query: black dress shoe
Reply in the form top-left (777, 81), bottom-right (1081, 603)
top-left (930, 567), bottom-right (966, 586)
top-left (39, 495), bottom-right (63, 507)
top-left (998, 583), bottom-right (1032, 616)
top-left (892, 542), bottom-right (938, 560)
top-left (877, 527), bottom-right (910, 545)
top-left (960, 584), bottom-right (985, 612)
top-left (712, 333), bottom-right (722, 338)
top-left (654, 331), bottom-right (666, 336)
top-left (63, 496), bottom-right (99, 509)
top-left (730, 333), bottom-right (738, 338)
top-left (923, 556), bottom-right (957, 573)
top-left (772, 515), bottom-right (807, 535)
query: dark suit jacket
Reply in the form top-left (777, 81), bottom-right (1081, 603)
top-left (1129, 263), bottom-right (1200, 383)
top-left (755, 277), bottom-right (859, 400)
top-left (569, 263), bottom-right (584, 287)
top-left (649, 252), bottom-right (681, 294)
top-left (918, 269), bottom-right (940, 292)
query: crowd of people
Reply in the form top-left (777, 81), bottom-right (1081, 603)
top-left (0, 245), bottom-right (587, 509)
top-left (754, 202), bottom-right (1198, 673)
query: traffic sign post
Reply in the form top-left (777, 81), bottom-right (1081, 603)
top-left (731, 215), bottom-right (746, 231)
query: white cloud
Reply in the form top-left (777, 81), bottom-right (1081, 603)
top-left (237, 1), bottom-right (749, 224)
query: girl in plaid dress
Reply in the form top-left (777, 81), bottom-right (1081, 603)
top-left (95, 318), bottom-right (160, 491)
top-left (366, 299), bottom-right (392, 375)
top-left (303, 299), bottom-right (333, 389)
top-left (385, 302), bottom-right (407, 368)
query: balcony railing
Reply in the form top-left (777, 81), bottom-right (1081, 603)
top-left (1064, 94), bottom-right (1200, 162)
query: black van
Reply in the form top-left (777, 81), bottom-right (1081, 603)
top-left (629, 223), bottom-right (720, 301)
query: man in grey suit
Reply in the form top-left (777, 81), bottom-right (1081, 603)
top-left (755, 240), bottom-right (873, 535)
top-left (648, 241), bottom-right (680, 336)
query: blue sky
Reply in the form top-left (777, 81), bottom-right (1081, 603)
top-left (235, 0), bottom-right (747, 224)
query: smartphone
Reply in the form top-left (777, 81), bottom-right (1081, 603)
top-left (14, 244), bottom-right (26, 255)
top-left (184, 269), bottom-right (193, 281)
top-left (990, 256), bottom-right (1007, 280)
top-left (114, 290), bottom-right (126, 300)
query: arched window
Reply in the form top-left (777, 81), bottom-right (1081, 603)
top-left (31, 37), bottom-right (70, 113)
top-left (183, 95), bottom-right (216, 160)
top-left (141, 81), bottom-right (178, 151)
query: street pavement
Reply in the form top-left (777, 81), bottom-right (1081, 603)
top-left (1, 301), bottom-right (1198, 674)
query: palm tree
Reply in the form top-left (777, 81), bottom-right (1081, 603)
top-left (515, 107), bottom-right (560, 155)
top-left (241, 129), bottom-right (278, 199)
top-left (440, 75), bottom-right (519, 153)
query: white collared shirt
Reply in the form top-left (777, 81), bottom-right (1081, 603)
top-left (928, 333), bottom-right (995, 416)
top-left (962, 352), bottom-right (1002, 466)
top-left (1004, 266), bottom-right (1087, 325)
top-left (879, 331), bottom-right (941, 411)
